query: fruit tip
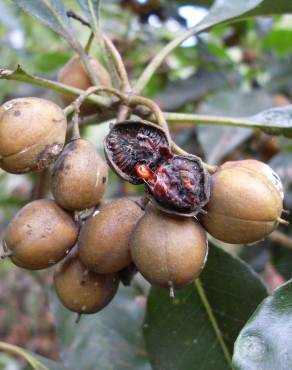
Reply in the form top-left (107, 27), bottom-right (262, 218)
top-left (168, 281), bottom-right (175, 299)
top-left (277, 217), bottom-right (289, 226)
top-left (75, 313), bottom-right (82, 324)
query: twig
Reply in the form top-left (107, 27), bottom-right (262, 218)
top-left (0, 67), bottom-right (112, 109)
top-left (31, 170), bottom-right (50, 200)
top-left (128, 95), bottom-right (171, 141)
top-left (134, 23), bottom-right (212, 93)
top-left (269, 230), bottom-right (292, 250)
top-left (63, 86), bottom-right (125, 116)
top-left (67, 10), bottom-right (91, 27)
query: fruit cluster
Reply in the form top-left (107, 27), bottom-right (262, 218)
top-left (0, 58), bottom-right (285, 316)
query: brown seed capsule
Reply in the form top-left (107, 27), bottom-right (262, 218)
top-left (0, 98), bottom-right (66, 174)
top-left (221, 159), bottom-right (284, 199)
top-left (104, 120), bottom-right (210, 216)
top-left (58, 56), bottom-right (112, 115)
top-left (199, 161), bottom-right (284, 244)
top-left (78, 199), bottom-right (144, 274)
top-left (145, 154), bottom-right (210, 217)
top-left (54, 255), bottom-right (119, 314)
top-left (104, 120), bottom-right (170, 184)
top-left (4, 199), bottom-right (78, 270)
top-left (130, 207), bottom-right (208, 289)
top-left (51, 139), bottom-right (108, 211)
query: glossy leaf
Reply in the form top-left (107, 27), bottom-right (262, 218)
top-left (144, 245), bottom-right (268, 370)
top-left (233, 280), bottom-right (292, 370)
top-left (174, 0), bottom-right (292, 17)
top-left (51, 285), bottom-right (151, 370)
top-left (195, 0), bottom-right (263, 31)
top-left (250, 105), bottom-right (292, 137)
top-left (0, 341), bottom-right (67, 370)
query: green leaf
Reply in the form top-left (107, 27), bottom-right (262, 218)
top-left (51, 285), bottom-right (151, 370)
top-left (196, 0), bottom-right (263, 31)
top-left (175, 0), bottom-right (292, 17)
top-left (32, 51), bottom-right (70, 73)
top-left (134, 0), bottom-right (265, 93)
top-left (144, 245), bottom-right (268, 370)
top-left (77, 0), bottom-right (101, 39)
top-left (166, 104), bottom-right (292, 139)
top-left (233, 280), bottom-right (292, 370)
top-left (0, 341), bottom-right (67, 370)
top-left (263, 30), bottom-right (292, 58)
top-left (11, 0), bottom-right (71, 38)
top-left (250, 105), bottom-right (292, 137)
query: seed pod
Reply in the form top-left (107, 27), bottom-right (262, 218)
top-left (58, 56), bottom-right (112, 115)
top-left (104, 120), bottom-right (170, 184)
top-left (221, 159), bottom-right (284, 199)
top-left (0, 97), bottom-right (66, 174)
top-left (4, 199), bottom-right (78, 270)
top-left (130, 207), bottom-right (208, 289)
top-left (199, 162), bottom-right (284, 244)
top-left (104, 120), bottom-right (210, 216)
top-left (54, 255), bottom-right (119, 314)
top-left (78, 198), bottom-right (144, 274)
top-left (51, 139), bottom-right (108, 211)
top-left (145, 154), bottom-right (210, 217)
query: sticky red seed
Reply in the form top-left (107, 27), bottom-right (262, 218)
top-left (135, 163), bottom-right (154, 181)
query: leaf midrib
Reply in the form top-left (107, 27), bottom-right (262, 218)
top-left (195, 278), bottom-right (234, 369)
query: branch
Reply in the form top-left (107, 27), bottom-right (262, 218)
top-left (0, 66), bottom-right (113, 110)
top-left (162, 111), bottom-right (292, 135)
top-left (163, 112), bottom-right (259, 129)
top-left (269, 231), bottom-right (292, 250)
top-left (134, 25), bottom-right (209, 94)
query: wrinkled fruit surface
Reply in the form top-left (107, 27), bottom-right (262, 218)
top-left (145, 154), bottom-right (210, 216)
top-left (199, 162), bottom-right (283, 244)
top-left (51, 139), bottom-right (108, 211)
top-left (54, 255), bottom-right (119, 314)
top-left (4, 199), bottom-right (78, 270)
top-left (104, 120), bottom-right (170, 184)
top-left (105, 120), bottom-right (210, 216)
top-left (0, 97), bottom-right (66, 173)
top-left (78, 198), bottom-right (144, 273)
top-left (58, 56), bottom-right (112, 115)
top-left (130, 207), bottom-right (208, 289)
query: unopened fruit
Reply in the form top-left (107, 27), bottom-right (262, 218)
top-left (221, 159), bottom-right (284, 199)
top-left (130, 207), bottom-right (208, 289)
top-left (4, 199), bottom-right (78, 270)
top-left (104, 120), bottom-right (210, 216)
top-left (54, 255), bottom-right (119, 314)
top-left (58, 56), bottom-right (112, 115)
top-left (78, 198), bottom-right (144, 274)
top-left (199, 161), bottom-right (284, 244)
top-left (51, 139), bottom-right (108, 211)
top-left (0, 97), bottom-right (66, 174)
